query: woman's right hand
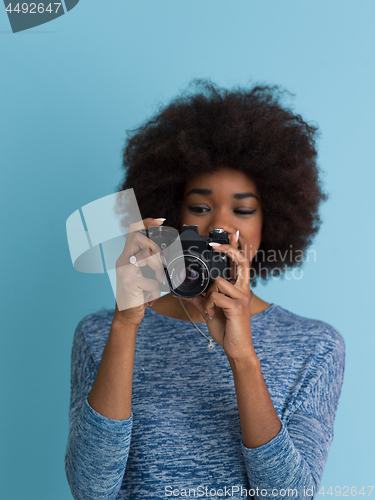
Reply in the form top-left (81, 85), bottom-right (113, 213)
top-left (113, 217), bottom-right (166, 327)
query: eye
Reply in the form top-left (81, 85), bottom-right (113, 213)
top-left (188, 205), bottom-right (210, 213)
top-left (234, 209), bottom-right (257, 215)
top-left (188, 206), bottom-right (257, 215)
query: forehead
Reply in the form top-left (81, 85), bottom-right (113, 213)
top-left (183, 167), bottom-right (259, 197)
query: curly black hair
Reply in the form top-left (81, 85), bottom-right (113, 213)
top-left (117, 80), bottom-right (327, 285)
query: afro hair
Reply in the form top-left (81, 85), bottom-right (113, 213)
top-left (117, 80), bottom-right (327, 284)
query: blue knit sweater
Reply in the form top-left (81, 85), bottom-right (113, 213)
top-left (65, 304), bottom-right (345, 500)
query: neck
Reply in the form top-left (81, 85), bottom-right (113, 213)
top-left (149, 291), bottom-right (271, 322)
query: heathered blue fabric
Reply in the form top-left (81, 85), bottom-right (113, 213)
top-left (65, 304), bottom-right (345, 500)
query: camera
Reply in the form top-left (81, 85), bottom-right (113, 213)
top-left (140, 224), bottom-right (232, 298)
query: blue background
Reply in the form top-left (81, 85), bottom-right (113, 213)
top-left (1, 1), bottom-right (374, 498)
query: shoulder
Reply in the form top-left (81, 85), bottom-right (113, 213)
top-left (257, 306), bottom-right (346, 417)
top-left (74, 309), bottom-right (115, 366)
top-left (73, 307), bottom-right (165, 365)
top-left (257, 304), bottom-right (345, 361)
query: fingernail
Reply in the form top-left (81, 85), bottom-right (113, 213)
top-left (236, 230), bottom-right (239, 242)
top-left (209, 242), bottom-right (222, 247)
top-left (154, 218), bottom-right (166, 222)
top-left (205, 310), bottom-right (213, 320)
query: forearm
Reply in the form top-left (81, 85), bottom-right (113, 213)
top-left (230, 355), bottom-right (320, 498)
top-left (66, 321), bottom-right (134, 500)
top-left (229, 354), bottom-right (281, 449)
top-left (240, 420), bottom-right (317, 499)
top-left (66, 399), bottom-right (132, 500)
top-left (88, 318), bottom-right (138, 420)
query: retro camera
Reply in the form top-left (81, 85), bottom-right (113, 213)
top-left (140, 224), bottom-right (232, 298)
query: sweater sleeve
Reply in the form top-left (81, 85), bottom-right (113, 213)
top-left (241, 333), bottom-right (345, 500)
top-left (65, 320), bottom-right (133, 500)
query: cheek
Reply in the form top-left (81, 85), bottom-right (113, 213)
top-left (244, 219), bottom-right (262, 242)
top-left (252, 214), bottom-right (263, 242)
top-left (241, 224), bottom-right (262, 261)
top-left (253, 225), bottom-right (262, 243)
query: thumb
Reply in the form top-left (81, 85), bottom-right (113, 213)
top-left (230, 229), bottom-right (240, 249)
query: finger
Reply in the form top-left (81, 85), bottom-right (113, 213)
top-left (116, 267), bottom-right (162, 292)
top-left (116, 272), bottom-right (161, 311)
top-left (204, 277), bottom-right (246, 317)
top-left (132, 217), bottom-right (167, 255)
top-left (127, 217), bottom-right (165, 234)
top-left (117, 230), bottom-right (163, 268)
top-left (134, 248), bottom-right (165, 284)
top-left (205, 276), bottom-right (244, 300)
top-left (123, 217), bottom-right (165, 256)
top-left (230, 230), bottom-right (240, 250)
top-left (130, 228), bottom-right (164, 256)
top-left (228, 231), bottom-right (239, 282)
top-left (204, 290), bottom-right (237, 318)
top-left (144, 287), bottom-right (162, 304)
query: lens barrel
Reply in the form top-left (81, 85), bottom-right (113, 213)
top-left (166, 253), bottom-right (209, 298)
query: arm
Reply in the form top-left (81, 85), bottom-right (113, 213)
top-left (65, 316), bottom-right (135, 500)
top-left (187, 238), bottom-right (282, 449)
top-left (186, 237), bottom-right (345, 499)
top-left (229, 354), bottom-right (281, 449)
top-left (87, 314), bottom-right (138, 420)
top-left (65, 217), bottom-right (165, 500)
top-left (240, 340), bottom-right (345, 499)
top-left (87, 215), bottom-right (166, 420)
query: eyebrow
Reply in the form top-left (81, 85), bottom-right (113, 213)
top-left (185, 188), bottom-right (258, 200)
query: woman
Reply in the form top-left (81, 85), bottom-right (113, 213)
top-left (65, 81), bottom-right (345, 500)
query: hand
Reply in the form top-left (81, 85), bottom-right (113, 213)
top-left (181, 232), bottom-right (257, 362)
top-left (114, 217), bottom-right (166, 327)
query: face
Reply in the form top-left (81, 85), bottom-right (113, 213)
top-left (180, 167), bottom-right (263, 263)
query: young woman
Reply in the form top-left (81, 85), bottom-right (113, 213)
top-left (65, 82), bottom-right (345, 500)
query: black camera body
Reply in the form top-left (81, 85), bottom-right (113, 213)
top-left (140, 224), bottom-right (231, 298)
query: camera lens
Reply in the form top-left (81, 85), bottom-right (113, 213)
top-left (177, 266), bottom-right (200, 285)
top-left (166, 254), bottom-right (209, 298)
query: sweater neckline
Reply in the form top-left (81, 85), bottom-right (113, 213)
top-left (146, 302), bottom-right (277, 324)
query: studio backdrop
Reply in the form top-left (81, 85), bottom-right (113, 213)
top-left (1, 1), bottom-right (374, 499)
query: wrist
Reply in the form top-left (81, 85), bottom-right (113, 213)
top-left (113, 305), bottom-right (144, 330)
top-left (110, 316), bottom-right (140, 343)
top-left (228, 351), bottom-right (260, 374)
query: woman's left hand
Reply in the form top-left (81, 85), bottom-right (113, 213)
top-left (182, 233), bottom-right (257, 362)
